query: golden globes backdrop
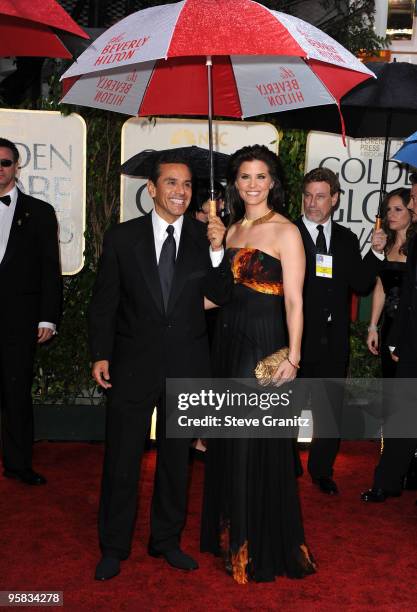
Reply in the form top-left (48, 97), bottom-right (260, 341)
top-left (305, 132), bottom-right (412, 253)
top-left (0, 109), bottom-right (86, 275)
top-left (120, 118), bottom-right (279, 221)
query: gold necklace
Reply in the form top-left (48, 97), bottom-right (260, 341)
top-left (241, 209), bottom-right (275, 227)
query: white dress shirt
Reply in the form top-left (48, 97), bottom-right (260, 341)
top-left (302, 214), bottom-right (384, 261)
top-left (0, 185), bottom-right (55, 333)
top-left (151, 209), bottom-right (223, 266)
top-left (302, 215), bottom-right (332, 320)
top-left (302, 214), bottom-right (332, 252)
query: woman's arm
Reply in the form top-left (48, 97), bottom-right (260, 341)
top-left (366, 276), bottom-right (385, 355)
top-left (272, 224), bottom-right (305, 383)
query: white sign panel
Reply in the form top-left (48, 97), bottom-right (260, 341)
top-left (121, 118), bottom-right (279, 221)
top-left (0, 109), bottom-right (86, 274)
top-left (305, 132), bottom-right (413, 253)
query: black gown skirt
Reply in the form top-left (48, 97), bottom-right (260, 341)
top-left (379, 261), bottom-right (407, 378)
top-left (200, 248), bottom-right (316, 583)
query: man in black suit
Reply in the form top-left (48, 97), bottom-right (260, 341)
top-left (361, 174), bottom-right (417, 502)
top-left (295, 167), bottom-right (384, 495)
top-left (89, 150), bottom-right (230, 581)
top-left (0, 137), bottom-right (61, 486)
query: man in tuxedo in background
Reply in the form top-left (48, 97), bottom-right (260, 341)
top-left (361, 173), bottom-right (417, 503)
top-left (295, 167), bottom-right (385, 495)
top-left (89, 150), bottom-right (230, 581)
top-left (0, 137), bottom-right (61, 486)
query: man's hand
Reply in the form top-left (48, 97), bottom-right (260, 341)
top-left (37, 327), bottom-right (54, 344)
top-left (371, 229), bottom-right (387, 254)
top-left (92, 360), bottom-right (112, 389)
top-left (207, 216), bottom-right (226, 251)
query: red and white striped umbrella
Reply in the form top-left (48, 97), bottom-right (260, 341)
top-left (61, 0), bottom-right (374, 199)
top-left (0, 0), bottom-right (88, 59)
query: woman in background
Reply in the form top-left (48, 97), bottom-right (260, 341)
top-left (366, 188), bottom-right (413, 375)
top-left (362, 187), bottom-right (416, 502)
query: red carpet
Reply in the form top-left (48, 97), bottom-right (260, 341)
top-left (1, 441), bottom-right (416, 611)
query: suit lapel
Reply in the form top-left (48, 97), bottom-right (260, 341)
top-left (296, 217), bottom-right (316, 259)
top-left (0, 190), bottom-right (27, 269)
top-left (167, 216), bottom-right (199, 314)
top-left (329, 221), bottom-right (343, 266)
top-left (133, 214), bottom-right (164, 314)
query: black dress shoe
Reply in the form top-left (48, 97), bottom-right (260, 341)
top-left (3, 469), bottom-right (47, 485)
top-left (95, 557), bottom-right (120, 581)
top-left (312, 477), bottom-right (339, 495)
top-left (360, 487), bottom-right (401, 503)
top-left (148, 545), bottom-right (198, 570)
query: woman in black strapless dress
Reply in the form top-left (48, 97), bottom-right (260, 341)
top-left (361, 188), bottom-right (417, 502)
top-left (366, 188), bottom-right (414, 376)
top-left (201, 145), bottom-right (316, 583)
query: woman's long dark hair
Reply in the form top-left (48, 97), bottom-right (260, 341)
top-left (381, 187), bottom-right (414, 256)
top-left (225, 145), bottom-right (285, 224)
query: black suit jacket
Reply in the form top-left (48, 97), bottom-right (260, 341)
top-left (295, 217), bottom-right (382, 364)
top-left (88, 213), bottom-right (231, 400)
top-left (0, 189), bottom-right (61, 332)
top-left (390, 234), bottom-right (417, 364)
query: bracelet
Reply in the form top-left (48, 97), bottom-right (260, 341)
top-left (287, 357), bottom-right (300, 369)
top-left (367, 324), bottom-right (379, 332)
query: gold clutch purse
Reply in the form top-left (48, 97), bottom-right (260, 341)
top-left (254, 347), bottom-right (289, 386)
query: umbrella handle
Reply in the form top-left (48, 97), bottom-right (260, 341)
top-left (374, 215), bottom-right (382, 230)
top-left (206, 55), bottom-right (217, 217)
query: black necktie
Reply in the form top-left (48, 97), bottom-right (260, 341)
top-left (158, 225), bottom-right (176, 310)
top-left (315, 224), bottom-right (327, 254)
top-left (0, 195), bottom-right (11, 206)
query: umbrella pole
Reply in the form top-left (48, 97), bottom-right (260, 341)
top-left (206, 55), bottom-right (216, 217)
top-left (376, 111), bottom-right (392, 226)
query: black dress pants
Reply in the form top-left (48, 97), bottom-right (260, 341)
top-left (0, 329), bottom-right (37, 472)
top-left (99, 389), bottom-right (192, 560)
top-left (298, 356), bottom-right (347, 480)
top-left (373, 359), bottom-right (417, 492)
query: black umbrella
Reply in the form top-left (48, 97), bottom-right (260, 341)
top-left (121, 146), bottom-right (230, 180)
top-left (275, 62), bottom-right (417, 218)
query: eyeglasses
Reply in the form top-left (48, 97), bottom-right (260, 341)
top-left (0, 159), bottom-right (14, 167)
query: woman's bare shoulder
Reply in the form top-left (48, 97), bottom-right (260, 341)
top-left (271, 212), bottom-right (293, 225)
top-left (271, 214), bottom-right (299, 236)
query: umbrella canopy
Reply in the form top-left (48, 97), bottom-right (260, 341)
top-left (274, 62), bottom-right (417, 138)
top-left (276, 62), bottom-right (417, 215)
top-left (61, 0), bottom-right (373, 118)
top-left (121, 146), bottom-right (230, 180)
top-left (393, 130), bottom-right (417, 169)
top-left (0, 0), bottom-right (88, 59)
top-left (60, 0), bottom-right (374, 207)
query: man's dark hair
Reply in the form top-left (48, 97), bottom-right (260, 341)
top-left (409, 172), bottom-right (417, 185)
top-left (148, 150), bottom-right (193, 185)
top-left (0, 137), bottom-right (19, 163)
top-left (302, 167), bottom-right (341, 196)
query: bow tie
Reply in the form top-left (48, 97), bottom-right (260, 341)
top-left (0, 195), bottom-right (11, 206)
